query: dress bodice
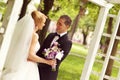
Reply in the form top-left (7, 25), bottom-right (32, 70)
top-left (35, 41), bottom-right (40, 53)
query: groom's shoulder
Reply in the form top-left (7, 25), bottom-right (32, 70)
top-left (47, 32), bottom-right (55, 36)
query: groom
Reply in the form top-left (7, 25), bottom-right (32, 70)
top-left (37, 15), bottom-right (72, 80)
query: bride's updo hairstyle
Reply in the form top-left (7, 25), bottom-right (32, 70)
top-left (31, 11), bottom-right (47, 30)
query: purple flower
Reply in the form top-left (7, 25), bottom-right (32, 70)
top-left (43, 41), bottom-right (63, 60)
top-left (43, 42), bottom-right (64, 71)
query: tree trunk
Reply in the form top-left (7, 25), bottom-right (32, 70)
top-left (103, 21), bottom-right (120, 80)
top-left (68, 0), bottom-right (88, 40)
top-left (82, 27), bottom-right (89, 45)
top-left (18, 0), bottom-right (31, 20)
top-left (42, 0), bottom-right (54, 15)
top-left (68, 13), bottom-right (81, 40)
top-left (82, 30), bottom-right (87, 45)
top-left (102, 17), bottom-right (113, 60)
top-left (38, 0), bottom-right (54, 45)
top-left (38, 18), bottom-right (50, 45)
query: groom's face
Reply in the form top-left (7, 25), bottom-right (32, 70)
top-left (56, 18), bottom-right (68, 33)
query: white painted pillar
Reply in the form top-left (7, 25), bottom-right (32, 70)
top-left (0, 0), bottom-right (23, 77)
top-left (80, 3), bottom-right (113, 80)
top-left (100, 10), bottom-right (120, 80)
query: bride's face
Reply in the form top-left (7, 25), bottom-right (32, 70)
top-left (34, 17), bottom-right (46, 31)
top-left (38, 17), bottom-right (46, 30)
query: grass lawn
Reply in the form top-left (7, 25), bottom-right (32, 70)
top-left (70, 42), bottom-right (88, 56)
top-left (58, 55), bottom-right (85, 80)
top-left (57, 42), bottom-right (120, 80)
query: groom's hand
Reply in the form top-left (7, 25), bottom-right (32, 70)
top-left (47, 59), bottom-right (56, 66)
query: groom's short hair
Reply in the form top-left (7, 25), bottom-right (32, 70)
top-left (59, 15), bottom-right (72, 27)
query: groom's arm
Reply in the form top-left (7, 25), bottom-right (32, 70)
top-left (56, 40), bottom-right (72, 67)
top-left (61, 40), bottom-right (72, 61)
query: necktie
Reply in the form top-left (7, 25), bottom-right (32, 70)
top-left (55, 33), bottom-right (60, 38)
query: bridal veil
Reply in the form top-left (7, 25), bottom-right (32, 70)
top-left (3, 14), bottom-right (34, 72)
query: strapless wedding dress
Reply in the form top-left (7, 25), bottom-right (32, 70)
top-left (1, 42), bottom-right (40, 80)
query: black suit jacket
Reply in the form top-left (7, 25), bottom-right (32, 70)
top-left (37, 33), bottom-right (72, 80)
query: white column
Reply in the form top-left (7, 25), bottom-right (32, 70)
top-left (0, 0), bottom-right (23, 77)
top-left (100, 10), bottom-right (120, 80)
top-left (80, 3), bottom-right (113, 80)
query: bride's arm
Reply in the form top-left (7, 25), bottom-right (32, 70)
top-left (27, 33), bottom-right (55, 66)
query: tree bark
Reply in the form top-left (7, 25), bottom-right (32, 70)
top-left (82, 27), bottom-right (89, 45)
top-left (102, 17), bottom-right (113, 60)
top-left (38, 0), bottom-right (54, 45)
top-left (38, 18), bottom-right (50, 45)
top-left (42, 0), bottom-right (54, 15)
top-left (68, 12), bottom-right (81, 40)
top-left (18, 0), bottom-right (31, 20)
top-left (68, 0), bottom-right (88, 40)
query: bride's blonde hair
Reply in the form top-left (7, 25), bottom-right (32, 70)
top-left (31, 10), bottom-right (47, 27)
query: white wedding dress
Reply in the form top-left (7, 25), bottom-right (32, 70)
top-left (1, 14), bottom-right (40, 80)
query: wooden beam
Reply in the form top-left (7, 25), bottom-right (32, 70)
top-left (0, 0), bottom-right (23, 77)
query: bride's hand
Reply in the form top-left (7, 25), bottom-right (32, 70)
top-left (47, 59), bottom-right (56, 66)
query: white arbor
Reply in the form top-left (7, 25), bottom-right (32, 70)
top-left (80, 0), bottom-right (120, 80)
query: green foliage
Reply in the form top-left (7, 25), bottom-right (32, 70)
top-left (34, 3), bottom-right (40, 8)
top-left (48, 1), bottom-right (120, 33)
top-left (78, 2), bottom-right (100, 30)
top-left (110, 4), bottom-right (120, 15)
top-left (0, 1), bottom-right (6, 15)
top-left (48, 0), bottom-right (80, 20)
top-left (1, 0), bottom-right (120, 32)
top-left (48, 1), bottom-right (101, 31)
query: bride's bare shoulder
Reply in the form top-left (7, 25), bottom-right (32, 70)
top-left (32, 32), bottom-right (39, 41)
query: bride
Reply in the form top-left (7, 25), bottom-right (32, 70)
top-left (1, 11), bottom-right (55, 80)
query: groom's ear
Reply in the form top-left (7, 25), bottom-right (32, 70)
top-left (66, 25), bottom-right (69, 29)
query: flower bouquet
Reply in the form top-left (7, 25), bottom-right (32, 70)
top-left (43, 42), bottom-right (64, 71)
